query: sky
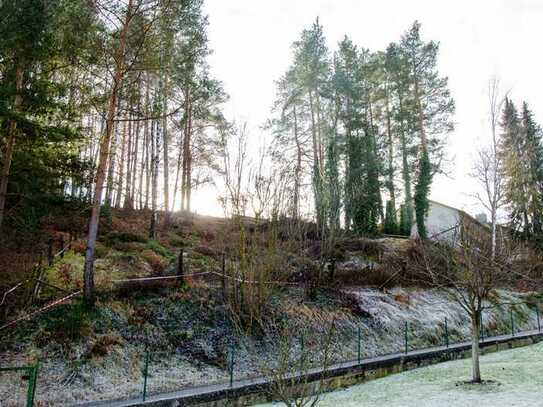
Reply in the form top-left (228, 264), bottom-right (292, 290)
top-left (194, 0), bottom-right (543, 218)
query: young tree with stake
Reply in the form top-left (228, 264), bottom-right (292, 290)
top-left (413, 220), bottom-right (514, 383)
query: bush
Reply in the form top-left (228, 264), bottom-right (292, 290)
top-left (38, 301), bottom-right (94, 345)
top-left (168, 234), bottom-right (186, 247)
top-left (141, 249), bottom-right (167, 272)
top-left (111, 241), bottom-right (145, 253)
top-left (146, 239), bottom-right (173, 258)
top-left (94, 242), bottom-right (110, 258)
top-left (89, 333), bottom-right (123, 357)
top-left (71, 239), bottom-right (86, 254)
top-left (103, 231), bottom-right (148, 246)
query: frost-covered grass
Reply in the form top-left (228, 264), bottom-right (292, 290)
top-left (0, 287), bottom-right (540, 406)
top-left (257, 341), bottom-right (543, 407)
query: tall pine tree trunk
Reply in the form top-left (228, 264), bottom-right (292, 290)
top-left (150, 118), bottom-right (159, 238)
top-left (162, 73), bottom-right (170, 214)
top-left (308, 89), bottom-right (323, 233)
top-left (83, 0), bottom-right (132, 305)
top-left (0, 64), bottom-right (23, 232)
top-left (105, 98), bottom-right (121, 206)
top-left (292, 105), bottom-right (301, 219)
top-left (185, 103), bottom-right (193, 212)
top-left (385, 89), bottom-right (396, 211)
top-left (180, 89), bottom-right (192, 211)
top-left (398, 94), bottom-right (413, 234)
top-left (114, 119), bottom-right (127, 209)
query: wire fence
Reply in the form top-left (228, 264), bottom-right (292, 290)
top-left (0, 363), bottom-right (39, 407)
top-left (2, 244), bottom-right (543, 406)
top-left (1, 295), bottom-right (542, 406)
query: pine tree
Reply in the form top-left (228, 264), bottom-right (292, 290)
top-left (324, 128), bottom-right (341, 232)
top-left (384, 200), bottom-right (398, 234)
top-left (399, 204), bottom-right (411, 235)
top-left (520, 102), bottom-right (543, 239)
top-left (385, 43), bottom-right (415, 234)
top-left (500, 99), bottom-right (543, 242)
top-left (414, 148), bottom-right (432, 238)
top-left (0, 0), bottom-right (95, 232)
top-left (400, 21), bottom-right (455, 238)
top-left (499, 99), bottom-right (528, 236)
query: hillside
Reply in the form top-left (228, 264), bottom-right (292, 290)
top-left (1, 210), bottom-right (541, 406)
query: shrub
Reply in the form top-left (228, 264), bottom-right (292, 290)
top-left (94, 242), bottom-right (110, 258)
top-left (146, 239), bottom-right (173, 258)
top-left (168, 234), bottom-right (186, 247)
top-left (38, 301), bottom-right (94, 345)
top-left (57, 263), bottom-right (74, 287)
top-left (111, 241), bottom-right (145, 253)
top-left (141, 249), bottom-right (166, 272)
top-left (102, 231), bottom-right (148, 246)
top-left (71, 239), bottom-right (86, 254)
top-left (194, 244), bottom-right (217, 257)
top-left (89, 333), bottom-right (123, 357)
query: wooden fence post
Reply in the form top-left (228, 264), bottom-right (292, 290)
top-left (177, 249), bottom-right (184, 284)
top-left (47, 238), bottom-right (53, 266)
top-left (221, 253), bottom-right (226, 301)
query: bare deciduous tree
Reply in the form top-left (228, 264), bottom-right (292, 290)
top-left (413, 219), bottom-right (514, 383)
top-left (471, 77), bottom-right (508, 260)
top-left (260, 321), bottom-right (336, 407)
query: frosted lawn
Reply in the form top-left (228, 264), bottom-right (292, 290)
top-left (256, 341), bottom-right (543, 407)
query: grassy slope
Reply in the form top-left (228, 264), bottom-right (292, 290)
top-left (1, 210), bottom-right (542, 405)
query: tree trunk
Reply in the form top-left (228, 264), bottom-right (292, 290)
top-left (398, 94), bottom-right (414, 230)
top-left (123, 110), bottom-right (134, 209)
top-left (180, 87), bottom-right (191, 211)
top-left (292, 105), bottom-right (301, 219)
top-left (114, 119), bottom-right (127, 208)
top-left (413, 68), bottom-right (428, 150)
top-left (0, 64), bottom-right (24, 232)
top-left (308, 89), bottom-right (323, 232)
top-left (385, 88), bottom-right (396, 210)
top-left (83, 0), bottom-right (133, 305)
top-left (105, 98), bottom-right (121, 206)
top-left (471, 311), bottom-right (482, 383)
top-left (150, 117), bottom-right (159, 239)
top-left (162, 73), bottom-right (170, 214)
top-left (185, 103), bottom-right (193, 212)
top-left (141, 76), bottom-right (151, 210)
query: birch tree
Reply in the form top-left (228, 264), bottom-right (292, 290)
top-left (471, 78), bottom-right (507, 259)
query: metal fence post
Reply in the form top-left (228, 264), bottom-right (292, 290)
top-left (510, 307), bottom-right (515, 337)
top-left (444, 317), bottom-right (449, 348)
top-left (229, 344), bottom-right (235, 388)
top-left (357, 326), bottom-right (361, 364)
top-left (480, 311), bottom-right (484, 342)
top-left (404, 321), bottom-right (408, 354)
top-left (31, 360), bottom-right (39, 405)
top-left (537, 305), bottom-right (541, 333)
top-left (26, 361), bottom-right (39, 407)
top-left (142, 350), bottom-right (149, 401)
top-left (300, 334), bottom-right (305, 372)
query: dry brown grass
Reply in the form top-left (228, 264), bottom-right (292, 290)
top-left (140, 249), bottom-right (166, 272)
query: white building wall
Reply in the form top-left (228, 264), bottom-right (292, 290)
top-left (411, 201), bottom-right (460, 241)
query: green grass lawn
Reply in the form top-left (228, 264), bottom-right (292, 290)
top-left (258, 341), bottom-right (543, 407)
